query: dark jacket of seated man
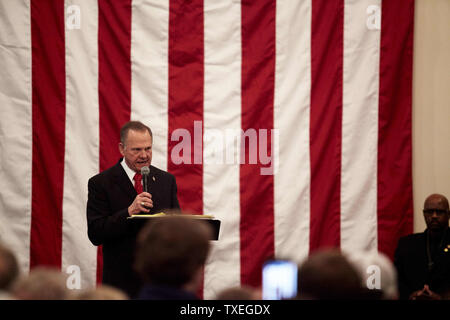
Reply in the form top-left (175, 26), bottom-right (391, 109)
top-left (394, 193), bottom-right (450, 300)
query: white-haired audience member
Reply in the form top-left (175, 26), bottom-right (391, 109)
top-left (12, 267), bottom-right (71, 300)
top-left (76, 284), bottom-right (129, 300)
top-left (346, 251), bottom-right (399, 300)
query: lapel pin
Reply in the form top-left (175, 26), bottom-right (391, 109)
top-left (152, 176), bottom-right (155, 182)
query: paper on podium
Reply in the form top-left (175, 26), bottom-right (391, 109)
top-left (127, 212), bottom-right (215, 219)
top-left (127, 212), bottom-right (220, 240)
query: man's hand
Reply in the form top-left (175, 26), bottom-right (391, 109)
top-left (128, 192), bottom-right (153, 216)
top-left (409, 285), bottom-right (441, 300)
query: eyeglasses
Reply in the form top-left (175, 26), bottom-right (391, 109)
top-left (423, 209), bottom-right (449, 216)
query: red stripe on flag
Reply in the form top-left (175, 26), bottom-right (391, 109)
top-left (377, 0), bottom-right (414, 259)
top-left (98, 0), bottom-right (132, 283)
top-left (30, 0), bottom-right (65, 268)
top-left (96, 245), bottom-right (103, 285)
top-left (240, 0), bottom-right (275, 287)
top-left (309, 0), bottom-right (344, 252)
top-left (167, 0), bottom-right (204, 215)
top-left (99, 0), bottom-right (132, 171)
top-left (168, 0), bottom-right (204, 298)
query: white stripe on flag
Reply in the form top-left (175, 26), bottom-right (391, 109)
top-left (340, 0), bottom-right (381, 253)
top-left (203, 0), bottom-right (242, 299)
top-left (131, 0), bottom-right (170, 170)
top-left (62, 0), bottom-right (99, 289)
top-left (0, 0), bottom-right (32, 273)
top-left (273, 0), bottom-right (311, 263)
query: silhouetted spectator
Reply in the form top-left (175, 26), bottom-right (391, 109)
top-left (216, 285), bottom-right (261, 300)
top-left (0, 243), bottom-right (19, 293)
top-left (297, 249), bottom-right (363, 299)
top-left (134, 216), bottom-right (212, 300)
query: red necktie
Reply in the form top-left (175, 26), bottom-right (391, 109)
top-left (133, 173), bottom-right (143, 194)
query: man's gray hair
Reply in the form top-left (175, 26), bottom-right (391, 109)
top-left (120, 121), bottom-right (153, 145)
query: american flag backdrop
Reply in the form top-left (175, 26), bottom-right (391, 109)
top-left (0, 0), bottom-right (414, 298)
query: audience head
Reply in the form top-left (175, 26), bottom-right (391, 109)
top-left (423, 194), bottom-right (449, 234)
top-left (216, 285), bottom-right (261, 300)
top-left (347, 250), bottom-right (398, 300)
top-left (12, 267), bottom-right (70, 300)
top-left (76, 284), bottom-right (129, 300)
top-left (134, 215), bottom-right (212, 293)
top-left (297, 249), bottom-right (363, 299)
top-left (0, 243), bottom-right (19, 291)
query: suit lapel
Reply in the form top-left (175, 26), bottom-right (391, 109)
top-left (433, 228), bottom-right (450, 267)
top-left (111, 160), bottom-right (137, 200)
top-left (148, 166), bottom-right (156, 191)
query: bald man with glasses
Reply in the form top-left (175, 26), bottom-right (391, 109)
top-left (394, 194), bottom-right (450, 300)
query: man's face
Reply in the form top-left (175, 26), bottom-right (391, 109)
top-left (423, 195), bottom-right (450, 233)
top-left (119, 129), bottom-right (152, 172)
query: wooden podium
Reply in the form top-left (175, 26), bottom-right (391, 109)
top-left (127, 214), bottom-right (221, 240)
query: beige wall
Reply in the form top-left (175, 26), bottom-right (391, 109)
top-left (413, 0), bottom-right (450, 232)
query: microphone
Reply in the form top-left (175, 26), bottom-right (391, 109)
top-left (141, 166), bottom-right (150, 193)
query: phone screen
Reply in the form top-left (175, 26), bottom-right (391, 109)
top-left (262, 260), bottom-right (298, 300)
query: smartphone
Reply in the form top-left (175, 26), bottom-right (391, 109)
top-left (262, 260), bottom-right (298, 300)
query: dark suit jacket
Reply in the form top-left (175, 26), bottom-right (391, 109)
top-left (137, 284), bottom-right (198, 300)
top-left (87, 159), bottom-right (180, 298)
top-left (394, 228), bottom-right (450, 299)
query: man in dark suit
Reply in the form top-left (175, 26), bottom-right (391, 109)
top-left (394, 193), bottom-right (450, 300)
top-left (87, 121), bottom-right (180, 298)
